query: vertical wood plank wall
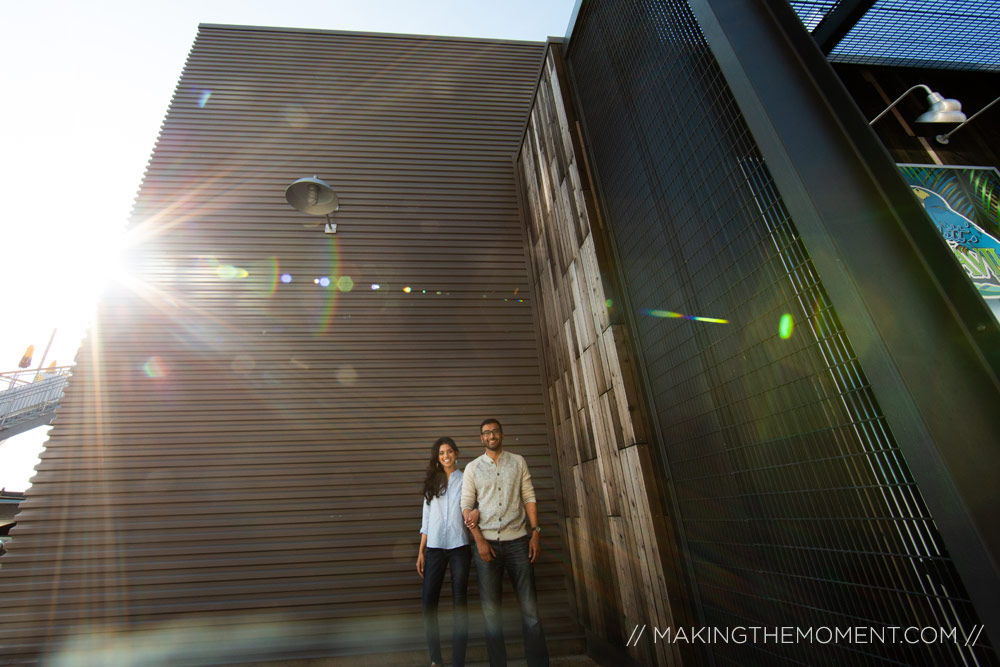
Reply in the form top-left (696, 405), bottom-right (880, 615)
top-left (0, 26), bottom-right (583, 665)
top-left (516, 43), bottom-right (683, 666)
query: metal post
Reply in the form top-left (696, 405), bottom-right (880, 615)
top-left (33, 329), bottom-right (56, 383)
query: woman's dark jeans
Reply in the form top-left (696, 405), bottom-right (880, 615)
top-left (422, 544), bottom-right (472, 666)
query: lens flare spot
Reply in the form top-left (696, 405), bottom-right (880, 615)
top-left (337, 276), bottom-right (354, 292)
top-left (314, 236), bottom-right (342, 335)
top-left (216, 264), bottom-right (248, 280)
top-left (282, 103), bottom-right (310, 128)
top-left (642, 308), bottom-right (729, 324)
top-left (198, 90), bottom-right (212, 108)
top-left (336, 366), bottom-right (358, 385)
top-left (280, 273), bottom-right (292, 284)
top-left (606, 299), bottom-right (614, 308)
top-left (371, 283), bottom-right (380, 290)
top-left (316, 276), bottom-right (331, 287)
top-left (779, 313), bottom-right (794, 339)
top-left (261, 256), bottom-right (279, 295)
top-left (142, 356), bottom-right (165, 378)
top-left (403, 286), bottom-right (411, 293)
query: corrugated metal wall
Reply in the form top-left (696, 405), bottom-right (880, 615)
top-left (0, 25), bottom-right (581, 665)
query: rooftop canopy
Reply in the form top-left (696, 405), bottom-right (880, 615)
top-left (789, 0), bottom-right (1000, 72)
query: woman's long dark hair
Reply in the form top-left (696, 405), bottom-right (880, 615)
top-left (422, 437), bottom-right (459, 504)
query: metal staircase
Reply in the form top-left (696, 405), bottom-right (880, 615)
top-left (0, 368), bottom-right (71, 439)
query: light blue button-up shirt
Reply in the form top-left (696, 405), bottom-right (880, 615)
top-left (420, 469), bottom-right (472, 549)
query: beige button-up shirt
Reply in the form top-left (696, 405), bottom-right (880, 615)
top-left (460, 450), bottom-right (537, 542)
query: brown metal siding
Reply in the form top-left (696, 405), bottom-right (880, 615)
top-left (0, 26), bottom-right (580, 664)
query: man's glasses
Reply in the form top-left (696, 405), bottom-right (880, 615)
top-left (481, 429), bottom-right (502, 436)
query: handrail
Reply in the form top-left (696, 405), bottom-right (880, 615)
top-left (0, 370), bottom-right (72, 433)
top-left (1, 366), bottom-right (74, 390)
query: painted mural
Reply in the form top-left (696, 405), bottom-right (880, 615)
top-left (899, 164), bottom-right (1000, 324)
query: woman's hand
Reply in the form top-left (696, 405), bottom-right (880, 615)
top-left (475, 537), bottom-right (495, 562)
top-left (465, 508), bottom-right (480, 529)
top-left (416, 550), bottom-right (425, 577)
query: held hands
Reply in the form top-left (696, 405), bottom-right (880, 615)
top-left (476, 536), bottom-right (496, 562)
top-left (465, 508), bottom-right (493, 561)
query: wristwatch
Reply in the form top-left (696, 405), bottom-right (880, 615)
top-left (531, 525), bottom-right (542, 534)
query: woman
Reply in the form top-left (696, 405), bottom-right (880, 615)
top-left (417, 437), bottom-right (473, 667)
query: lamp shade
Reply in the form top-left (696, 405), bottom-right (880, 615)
top-left (915, 92), bottom-right (967, 124)
top-left (285, 176), bottom-right (340, 215)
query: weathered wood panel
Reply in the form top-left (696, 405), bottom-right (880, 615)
top-left (516, 42), bottom-right (682, 666)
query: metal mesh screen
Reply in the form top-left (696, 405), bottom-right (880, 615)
top-left (788, 0), bottom-right (1000, 72)
top-left (566, 0), bottom-right (996, 663)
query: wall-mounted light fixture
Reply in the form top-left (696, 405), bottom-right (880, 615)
top-left (285, 176), bottom-right (340, 234)
top-left (935, 94), bottom-right (1000, 144)
top-left (869, 84), bottom-right (966, 127)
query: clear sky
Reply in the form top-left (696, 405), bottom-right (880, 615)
top-left (0, 0), bottom-right (577, 492)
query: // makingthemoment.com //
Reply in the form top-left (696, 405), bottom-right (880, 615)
top-left (625, 625), bottom-right (985, 647)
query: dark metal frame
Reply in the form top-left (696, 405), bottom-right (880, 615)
top-left (810, 0), bottom-right (876, 54)
top-left (689, 0), bottom-right (1000, 650)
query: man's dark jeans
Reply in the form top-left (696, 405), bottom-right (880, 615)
top-left (473, 535), bottom-right (549, 667)
top-left (422, 544), bottom-right (472, 666)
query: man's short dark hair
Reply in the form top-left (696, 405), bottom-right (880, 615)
top-left (480, 418), bottom-right (503, 432)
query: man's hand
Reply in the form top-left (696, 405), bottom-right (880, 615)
top-left (476, 537), bottom-right (496, 562)
top-left (524, 502), bottom-right (541, 562)
top-left (465, 508), bottom-right (480, 530)
top-left (416, 551), bottom-right (425, 577)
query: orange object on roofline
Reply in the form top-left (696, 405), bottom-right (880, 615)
top-left (18, 345), bottom-right (34, 369)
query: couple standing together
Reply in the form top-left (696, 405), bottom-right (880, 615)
top-left (417, 418), bottom-right (549, 667)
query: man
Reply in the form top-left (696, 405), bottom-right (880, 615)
top-left (461, 418), bottom-right (548, 667)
